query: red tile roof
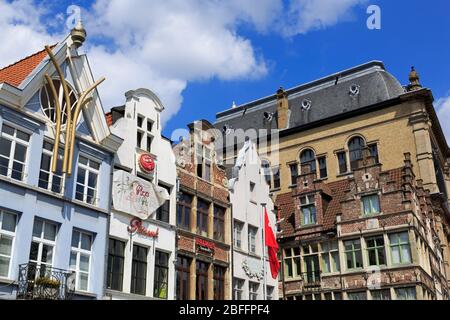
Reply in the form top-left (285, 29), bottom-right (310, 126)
top-left (276, 167), bottom-right (405, 239)
top-left (0, 46), bottom-right (55, 87)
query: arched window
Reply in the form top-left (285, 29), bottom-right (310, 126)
top-left (300, 149), bottom-right (316, 173)
top-left (348, 137), bottom-right (365, 170)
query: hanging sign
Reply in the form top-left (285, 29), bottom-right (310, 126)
top-left (112, 170), bottom-right (169, 220)
top-left (139, 154), bottom-right (155, 174)
top-left (128, 217), bottom-right (159, 239)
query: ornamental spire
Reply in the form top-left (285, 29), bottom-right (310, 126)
top-left (407, 66), bottom-right (422, 91)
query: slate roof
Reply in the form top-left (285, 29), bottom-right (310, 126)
top-left (215, 61), bottom-right (405, 140)
top-left (0, 47), bottom-right (54, 87)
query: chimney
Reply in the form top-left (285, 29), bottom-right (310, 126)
top-left (276, 87), bottom-right (289, 130)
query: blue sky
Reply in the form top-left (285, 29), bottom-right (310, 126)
top-left (1, 0), bottom-right (450, 140)
top-left (170, 0), bottom-right (450, 137)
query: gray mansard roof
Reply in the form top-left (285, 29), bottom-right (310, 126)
top-left (214, 61), bottom-right (405, 138)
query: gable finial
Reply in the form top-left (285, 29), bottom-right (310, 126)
top-left (71, 19), bottom-right (87, 48)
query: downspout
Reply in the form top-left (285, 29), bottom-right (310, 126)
top-left (230, 202), bottom-right (234, 300)
top-left (102, 156), bottom-right (115, 300)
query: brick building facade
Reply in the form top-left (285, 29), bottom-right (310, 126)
top-left (277, 151), bottom-right (448, 300)
top-left (172, 120), bottom-right (232, 300)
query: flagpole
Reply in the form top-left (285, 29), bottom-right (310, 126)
top-left (261, 202), bottom-right (267, 301)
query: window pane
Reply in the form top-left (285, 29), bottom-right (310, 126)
top-left (32, 220), bottom-right (43, 238)
top-left (1, 124), bottom-right (14, 136)
top-left (71, 231), bottom-right (80, 248)
top-left (44, 223), bottom-right (57, 241)
top-left (0, 236), bottom-right (13, 255)
top-left (16, 130), bottom-right (30, 142)
top-left (29, 242), bottom-right (39, 261)
top-left (80, 255), bottom-right (90, 272)
top-left (0, 256), bottom-right (10, 277)
top-left (11, 162), bottom-right (24, 180)
top-left (77, 168), bottom-right (86, 184)
top-left (70, 252), bottom-right (77, 269)
top-left (79, 156), bottom-right (88, 166)
top-left (79, 273), bottom-right (89, 291)
top-left (0, 138), bottom-right (12, 157)
top-left (1, 212), bottom-right (16, 232)
top-left (41, 245), bottom-right (53, 264)
top-left (14, 144), bottom-right (27, 162)
top-left (391, 246), bottom-right (401, 264)
top-left (81, 234), bottom-right (92, 251)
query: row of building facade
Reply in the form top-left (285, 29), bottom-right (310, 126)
top-left (0, 26), bottom-right (277, 301)
top-left (0, 25), bottom-right (449, 301)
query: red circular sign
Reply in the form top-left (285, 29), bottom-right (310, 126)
top-left (139, 154), bottom-right (155, 173)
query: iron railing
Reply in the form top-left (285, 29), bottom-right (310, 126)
top-left (16, 263), bottom-right (76, 300)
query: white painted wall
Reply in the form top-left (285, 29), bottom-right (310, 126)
top-left (229, 141), bottom-right (279, 300)
top-left (108, 88), bottom-right (177, 300)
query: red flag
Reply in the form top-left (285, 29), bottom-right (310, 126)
top-left (264, 208), bottom-right (280, 279)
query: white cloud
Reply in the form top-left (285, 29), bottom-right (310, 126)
top-left (283, 0), bottom-right (367, 36)
top-left (0, 0), bottom-right (369, 124)
top-left (436, 95), bottom-right (450, 142)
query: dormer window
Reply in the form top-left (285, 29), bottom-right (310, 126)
top-left (196, 143), bottom-right (212, 182)
top-left (136, 115), bottom-right (154, 153)
top-left (362, 194), bottom-right (380, 216)
top-left (300, 195), bottom-right (316, 226)
top-left (40, 79), bottom-right (78, 125)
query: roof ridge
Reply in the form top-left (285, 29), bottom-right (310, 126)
top-left (0, 44), bottom-right (56, 72)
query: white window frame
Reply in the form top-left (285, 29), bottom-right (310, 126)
top-left (234, 221), bottom-right (243, 249)
top-left (39, 141), bottom-right (65, 194)
top-left (196, 143), bottom-right (213, 182)
top-left (249, 281), bottom-right (259, 300)
top-left (248, 225), bottom-right (257, 254)
top-left (0, 210), bottom-right (17, 279)
top-left (75, 155), bottom-right (100, 205)
top-left (233, 278), bottom-right (245, 300)
top-left (70, 230), bottom-right (92, 292)
top-left (30, 219), bottom-right (57, 273)
top-left (0, 122), bottom-right (30, 181)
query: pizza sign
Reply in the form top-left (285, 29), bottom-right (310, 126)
top-left (139, 154), bottom-right (155, 173)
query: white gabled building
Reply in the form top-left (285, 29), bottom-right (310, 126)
top-left (229, 140), bottom-right (279, 300)
top-left (105, 88), bottom-right (177, 300)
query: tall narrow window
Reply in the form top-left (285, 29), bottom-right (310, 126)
top-left (248, 226), bottom-right (257, 254)
top-left (273, 167), bottom-right (281, 190)
top-left (137, 131), bottom-right (143, 149)
top-left (349, 137), bottom-right (365, 170)
top-left (318, 157), bottom-right (327, 179)
top-left (70, 230), bottom-right (92, 292)
top-left (362, 195), bottom-right (381, 216)
top-left (300, 195), bottom-right (317, 226)
top-left (390, 232), bottom-right (412, 265)
top-left (213, 265), bottom-right (225, 300)
top-left (369, 144), bottom-right (379, 164)
top-left (234, 221), bottom-right (243, 249)
top-left (249, 282), bottom-right (259, 300)
top-left (39, 142), bottom-right (64, 193)
top-left (76, 156), bottom-right (100, 205)
top-left (344, 239), bottom-right (363, 270)
top-left (261, 160), bottom-right (272, 189)
top-left (321, 241), bottom-right (340, 273)
top-left (0, 124), bottom-right (30, 181)
top-left (107, 238), bottom-right (125, 291)
top-left (154, 251), bottom-right (169, 299)
top-left (176, 256), bottom-right (191, 300)
top-left (366, 236), bottom-right (386, 266)
top-left (300, 149), bottom-right (316, 173)
top-left (0, 210), bottom-right (17, 278)
top-left (233, 278), bottom-right (245, 300)
top-left (29, 219), bottom-right (57, 277)
top-left (395, 287), bottom-right (416, 300)
top-left (214, 206), bottom-right (225, 242)
top-left (197, 199), bottom-right (209, 237)
top-left (130, 245), bottom-right (148, 296)
top-left (337, 151), bottom-right (348, 174)
top-left (196, 261), bottom-right (209, 300)
top-left (137, 115), bottom-right (144, 128)
top-left (284, 248), bottom-right (301, 279)
top-left (289, 164), bottom-right (298, 186)
top-left (146, 135), bottom-right (153, 153)
top-left (156, 185), bottom-right (171, 223)
top-left (177, 193), bottom-right (192, 231)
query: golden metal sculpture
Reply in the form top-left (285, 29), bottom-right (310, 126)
top-left (43, 45), bottom-right (105, 176)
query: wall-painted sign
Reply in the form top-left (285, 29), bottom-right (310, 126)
top-left (196, 238), bottom-right (215, 255)
top-left (112, 170), bottom-right (169, 220)
top-left (128, 217), bottom-right (159, 239)
top-left (139, 154), bottom-right (155, 174)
